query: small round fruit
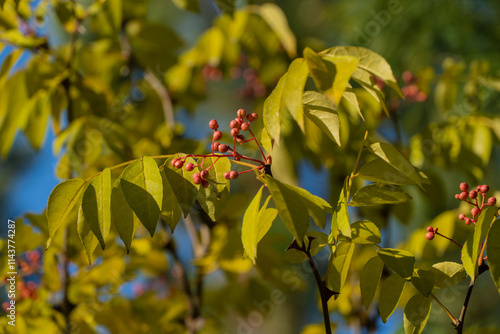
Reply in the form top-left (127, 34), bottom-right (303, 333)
top-left (229, 170), bottom-right (239, 179)
top-left (200, 169), bottom-right (209, 179)
top-left (250, 113), bottom-right (258, 120)
top-left (458, 192), bottom-right (468, 201)
top-left (174, 160), bottom-right (184, 169)
top-left (246, 114), bottom-right (254, 121)
top-left (218, 144), bottom-right (229, 153)
top-left (241, 123), bottom-right (249, 131)
top-left (212, 142), bottom-right (220, 151)
top-left (460, 182), bottom-right (469, 192)
top-left (425, 232), bottom-right (434, 240)
top-left (455, 194), bottom-right (460, 199)
top-left (192, 173), bottom-right (202, 185)
top-left (465, 218), bottom-right (472, 225)
top-left (237, 108), bottom-right (246, 119)
top-left (185, 162), bottom-right (195, 171)
top-left (224, 171), bottom-right (231, 180)
top-left (231, 128), bottom-right (240, 137)
top-left (471, 207), bottom-right (479, 217)
top-left (202, 180), bottom-right (210, 188)
top-left (230, 120), bottom-right (239, 129)
top-left (426, 226), bottom-right (434, 232)
top-left (236, 135), bottom-right (246, 144)
top-left (487, 197), bottom-right (497, 206)
top-left (213, 131), bottom-right (223, 140)
top-left (171, 158), bottom-right (179, 167)
top-left (209, 119), bottom-right (219, 130)
top-left (480, 185), bottom-right (490, 194)
top-left (469, 190), bottom-right (477, 199)
top-left (458, 213), bottom-right (466, 220)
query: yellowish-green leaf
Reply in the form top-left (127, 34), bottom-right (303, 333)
top-left (487, 219), bottom-right (500, 294)
top-left (430, 262), bottom-right (466, 289)
top-left (322, 55), bottom-right (359, 106)
top-left (379, 273), bottom-right (405, 323)
top-left (349, 183), bottom-right (412, 207)
top-left (242, 186), bottom-right (264, 263)
top-left (111, 179), bottom-right (138, 254)
top-left (263, 73), bottom-right (287, 144)
top-left (326, 241), bottom-right (354, 296)
top-left (351, 220), bottom-right (381, 244)
top-left (302, 91), bottom-right (341, 146)
top-left (257, 3), bottom-right (297, 58)
top-left (360, 256), bottom-right (384, 309)
top-left (411, 269), bottom-right (434, 297)
top-left (160, 169), bottom-right (182, 233)
top-left (378, 248), bottom-right (415, 280)
top-left (282, 58), bottom-right (308, 130)
top-left (403, 294), bottom-right (432, 334)
top-left (77, 205), bottom-right (99, 264)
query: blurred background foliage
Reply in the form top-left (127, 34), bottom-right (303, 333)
top-left (0, 0), bottom-right (499, 333)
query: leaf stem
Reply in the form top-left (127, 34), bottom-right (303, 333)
top-left (429, 293), bottom-right (458, 327)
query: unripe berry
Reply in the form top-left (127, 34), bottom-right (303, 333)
top-left (471, 207), bottom-right (479, 217)
top-left (458, 213), bottom-right (466, 220)
top-left (241, 122), bottom-right (250, 131)
top-left (230, 120), bottom-right (239, 129)
top-left (218, 144), bottom-right (229, 153)
top-left (185, 162), bottom-right (195, 171)
top-left (175, 160), bottom-right (184, 169)
top-left (200, 169), bottom-right (209, 179)
top-left (192, 173), bottom-right (202, 185)
top-left (425, 232), bottom-right (434, 240)
top-left (426, 226), bottom-right (434, 232)
top-left (202, 180), bottom-right (210, 188)
top-left (465, 218), bottom-right (472, 225)
top-left (237, 108), bottom-right (246, 119)
top-left (459, 192), bottom-right (468, 201)
top-left (209, 119), bottom-right (219, 130)
top-left (171, 158), bottom-right (179, 167)
top-left (236, 135), bottom-right (246, 144)
top-left (487, 197), bottom-right (497, 206)
top-left (460, 182), bottom-right (469, 192)
top-left (229, 170), bottom-right (239, 179)
top-left (213, 131), bottom-right (222, 140)
top-left (480, 185), bottom-right (489, 194)
top-left (224, 171), bottom-right (231, 180)
top-left (212, 142), bottom-right (220, 151)
top-left (246, 114), bottom-right (254, 121)
top-left (469, 190), bottom-right (477, 199)
top-left (433, 227), bottom-right (438, 233)
top-left (231, 128), bottom-right (240, 137)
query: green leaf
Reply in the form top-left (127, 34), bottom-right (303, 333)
top-left (403, 294), bottom-right (432, 334)
top-left (77, 205), bottom-right (99, 264)
top-left (461, 206), bottom-right (497, 280)
top-left (162, 156), bottom-right (200, 217)
top-left (257, 3), bottom-right (297, 58)
top-left (242, 186), bottom-right (264, 263)
top-left (302, 91), bottom-right (341, 146)
top-left (330, 177), bottom-right (351, 241)
top-left (111, 179), bottom-right (138, 254)
top-left (379, 273), bottom-right (406, 323)
top-left (160, 169), bottom-right (182, 233)
top-left (351, 68), bottom-right (388, 115)
top-left (368, 142), bottom-right (423, 188)
top-left (350, 220), bottom-right (381, 244)
top-left (411, 269), bottom-right (435, 297)
top-left (24, 92), bottom-right (51, 150)
top-left (120, 156), bottom-right (163, 236)
top-left (214, 0), bottom-right (234, 15)
top-left (283, 232), bottom-right (328, 264)
top-left (321, 55), bottom-right (359, 106)
top-left (81, 168), bottom-right (112, 250)
top-left (263, 73), bottom-right (287, 144)
top-left (430, 262), bottom-right (467, 289)
top-left (46, 179), bottom-right (88, 248)
top-left (257, 202), bottom-right (278, 242)
top-left (378, 248), bottom-right (415, 280)
top-left (349, 183), bottom-right (412, 207)
top-left (325, 241), bottom-right (354, 295)
top-left (358, 158), bottom-right (417, 185)
top-left (360, 255), bottom-right (384, 309)
top-left (282, 58), bottom-right (308, 129)
top-left (342, 84), bottom-right (363, 121)
top-left (321, 46), bottom-right (403, 97)
top-left (488, 219), bottom-right (500, 294)
top-left (197, 184), bottom-right (230, 221)
top-left (304, 47), bottom-right (332, 93)
top-left (200, 156), bottom-right (231, 194)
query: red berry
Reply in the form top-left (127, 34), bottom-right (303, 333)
top-left (433, 227), bottom-right (438, 233)
top-left (251, 113), bottom-right (258, 120)
top-left (237, 108), bottom-right (246, 119)
top-left (230, 120), bottom-right (238, 129)
top-left (224, 171), bottom-right (231, 180)
top-left (241, 123), bottom-right (249, 131)
top-left (480, 185), bottom-right (489, 194)
top-left (213, 131), bottom-right (222, 140)
top-left (229, 170), bottom-right (239, 179)
top-left (459, 192), bottom-right (468, 201)
top-left (487, 197), bottom-right (497, 206)
top-left (231, 128), bottom-right (240, 137)
top-left (246, 114), bottom-right (254, 121)
top-left (425, 232), bottom-right (434, 240)
top-left (455, 194), bottom-right (460, 199)
top-left (469, 190), bottom-right (477, 199)
top-left (460, 182), bottom-right (469, 192)
top-left (200, 169), bottom-right (209, 179)
top-left (471, 207), bottom-right (479, 217)
top-left (209, 119), bottom-right (219, 130)
top-left (236, 135), bottom-right (246, 144)
top-left (192, 173), bottom-right (202, 185)
top-left (465, 218), bottom-right (472, 225)
top-left (212, 142), bottom-right (220, 151)
top-left (458, 213), bottom-right (466, 220)
top-left (185, 162), bottom-right (195, 171)
top-left (202, 180), bottom-right (210, 188)
top-left (171, 158), bottom-right (179, 167)
top-left (426, 226), bottom-right (434, 232)
top-left (218, 144), bottom-right (229, 153)
top-left (476, 185), bottom-right (481, 192)
top-left (174, 160), bottom-right (184, 169)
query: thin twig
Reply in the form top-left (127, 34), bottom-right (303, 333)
top-left (305, 249), bottom-right (332, 334)
top-left (429, 293), bottom-right (458, 327)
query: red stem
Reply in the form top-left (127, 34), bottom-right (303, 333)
top-left (248, 128), bottom-right (266, 160)
top-left (436, 232), bottom-right (463, 248)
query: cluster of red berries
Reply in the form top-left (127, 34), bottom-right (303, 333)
top-left (425, 226), bottom-right (438, 240)
top-left (401, 71), bottom-right (427, 103)
top-left (169, 108), bottom-right (268, 188)
top-left (202, 65), bottom-right (223, 82)
top-left (1, 280), bottom-right (38, 310)
top-left (455, 182), bottom-right (497, 225)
